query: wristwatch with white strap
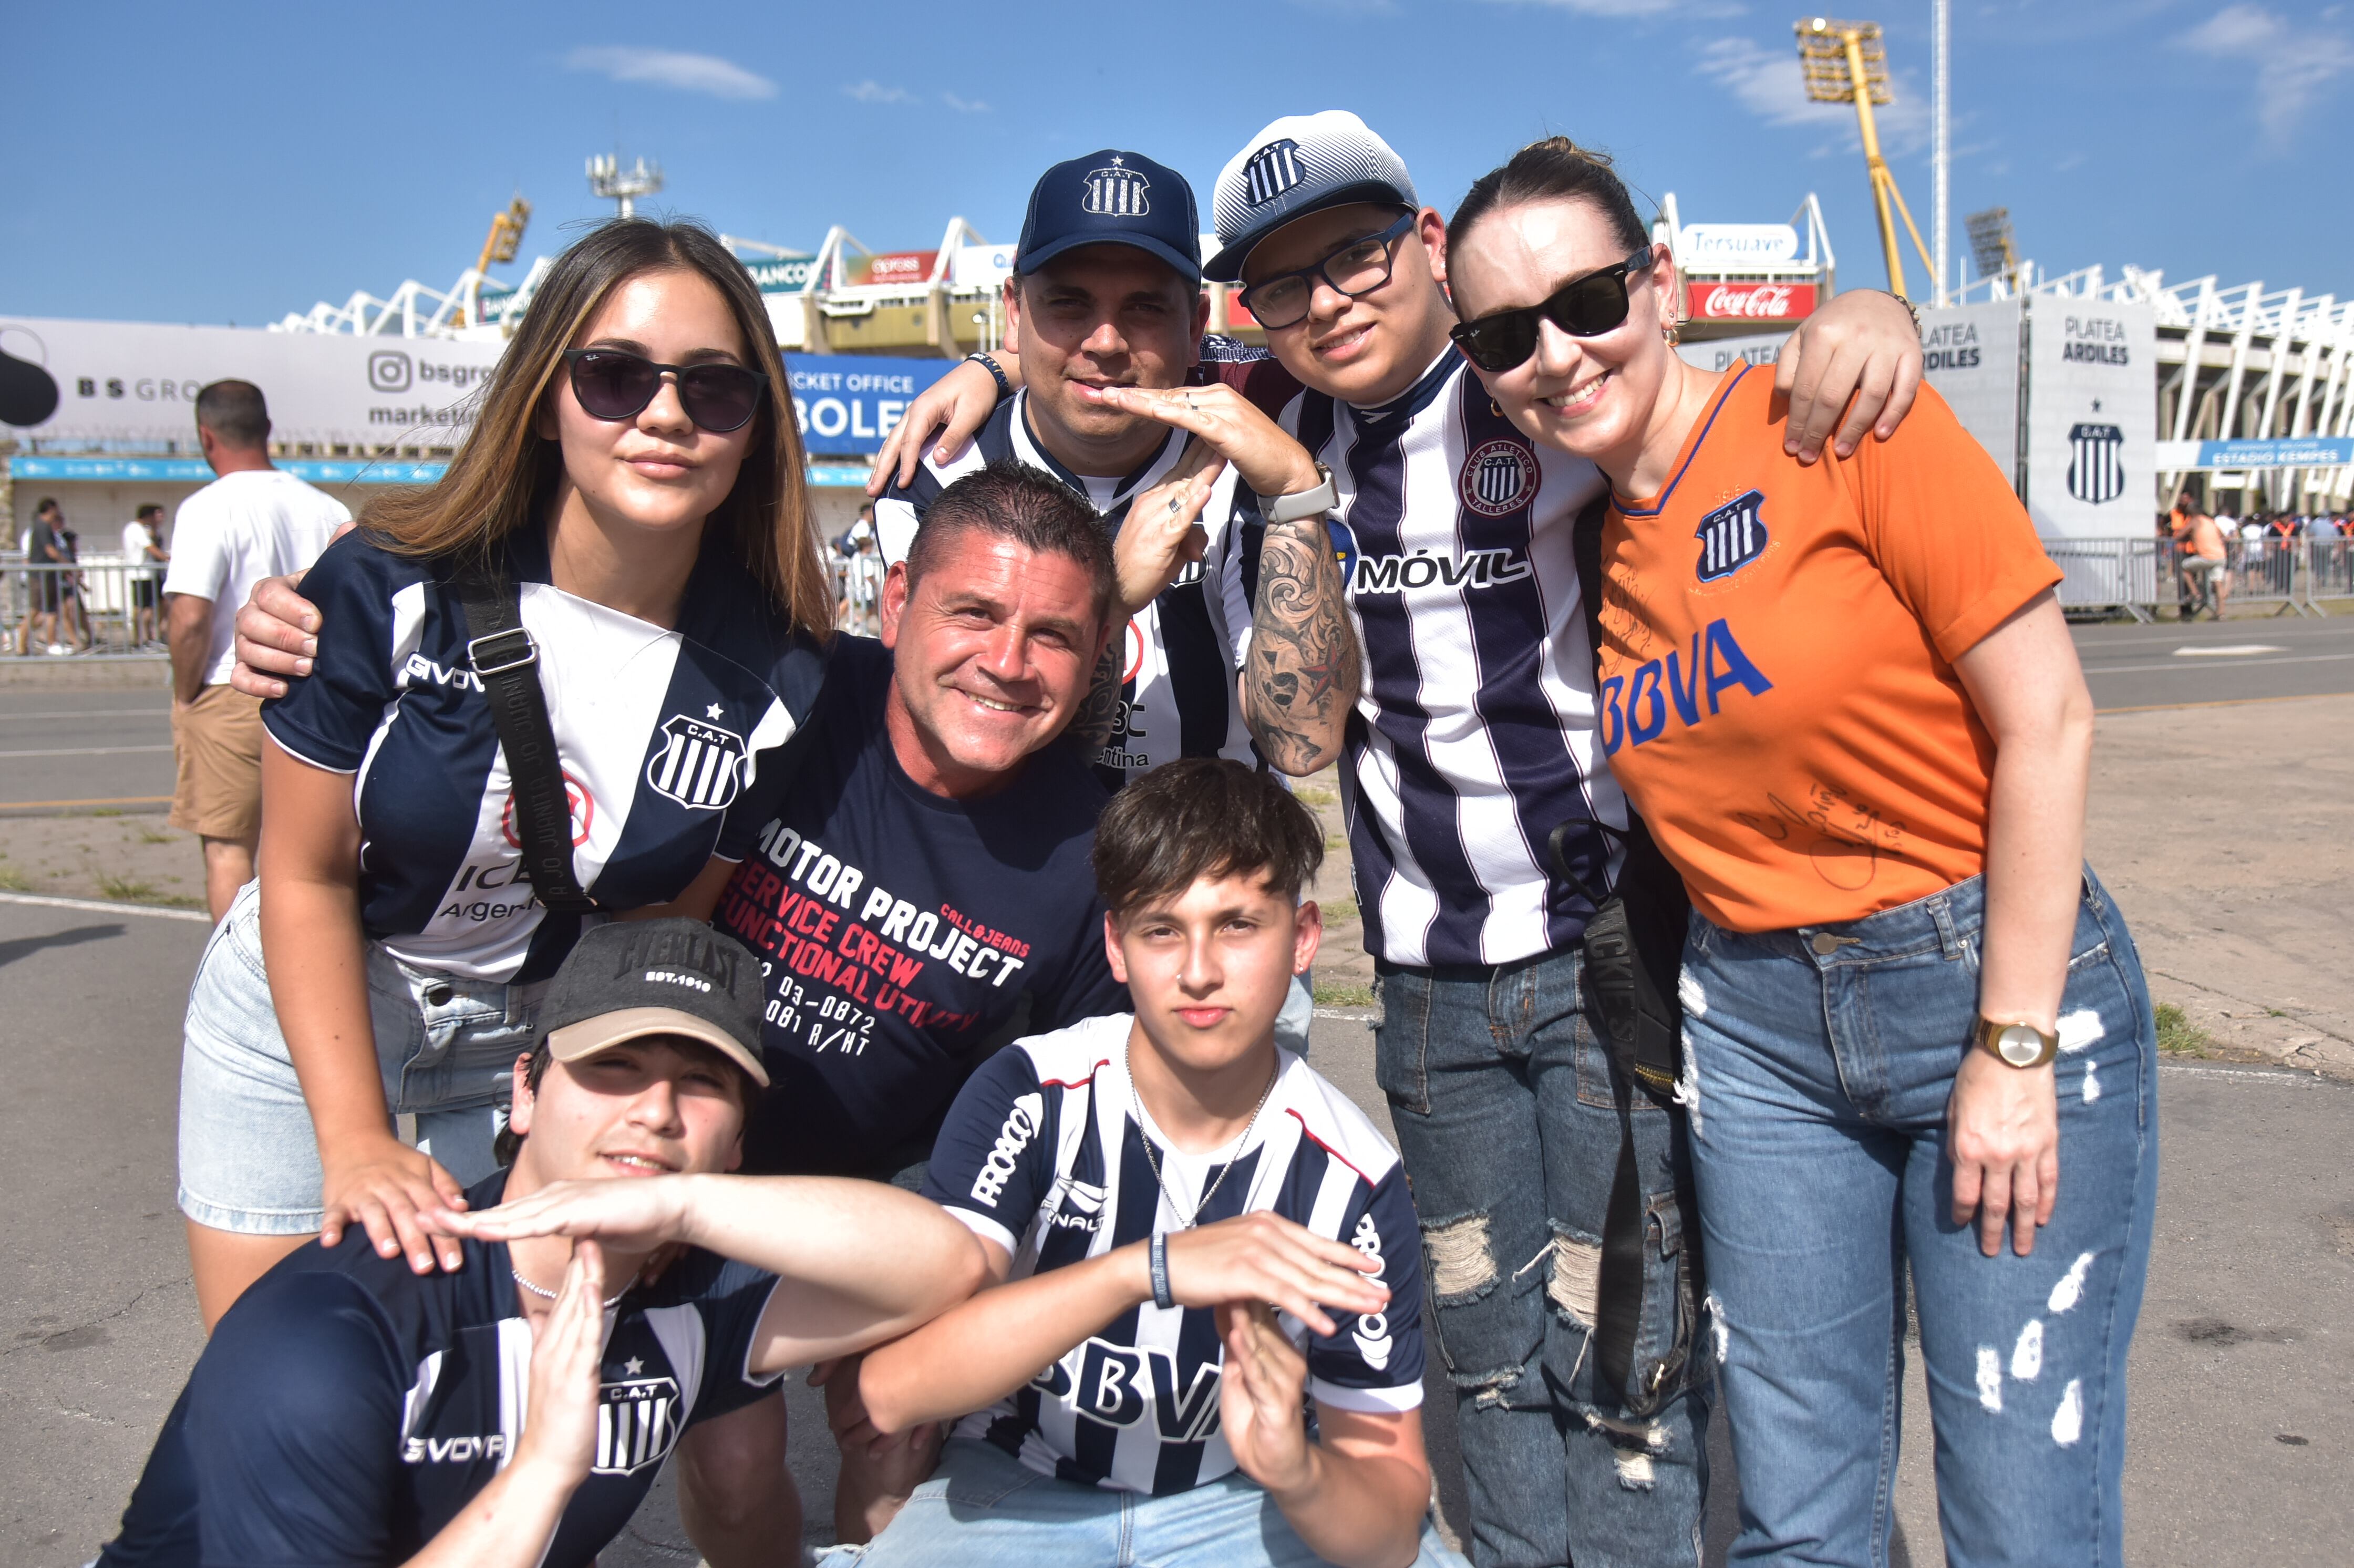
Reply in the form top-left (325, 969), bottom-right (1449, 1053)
top-left (1258, 463), bottom-right (1338, 525)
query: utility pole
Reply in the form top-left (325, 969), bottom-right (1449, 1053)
top-left (1933, 0), bottom-right (1949, 306)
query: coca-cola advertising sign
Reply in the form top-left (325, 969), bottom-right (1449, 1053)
top-left (1692, 282), bottom-right (1817, 322)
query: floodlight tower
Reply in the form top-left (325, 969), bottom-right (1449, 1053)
top-left (587, 153), bottom-right (664, 220)
top-left (1966, 207), bottom-right (2019, 292)
top-left (1794, 17), bottom-right (1938, 300)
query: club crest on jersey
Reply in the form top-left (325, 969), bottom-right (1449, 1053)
top-left (647, 714), bottom-right (747, 811)
top-left (1081, 157), bottom-right (1150, 217)
top-left (1694, 489), bottom-right (1769, 582)
top-left (593, 1375), bottom-right (682, 1476)
top-left (1243, 139), bottom-right (1304, 207)
top-left (1459, 439), bottom-right (1541, 517)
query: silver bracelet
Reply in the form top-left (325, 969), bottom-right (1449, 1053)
top-left (1149, 1231), bottom-right (1175, 1311)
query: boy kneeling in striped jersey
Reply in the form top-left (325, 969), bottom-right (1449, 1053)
top-left (837, 758), bottom-right (1463, 1568)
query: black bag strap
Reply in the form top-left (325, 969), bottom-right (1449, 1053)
top-left (453, 566), bottom-right (600, 916)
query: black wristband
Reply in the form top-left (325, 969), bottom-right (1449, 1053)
top-left (1149, 1231), bottom-right (1175, 1311)
top-left (965, 352), bottom-right (1012, 402)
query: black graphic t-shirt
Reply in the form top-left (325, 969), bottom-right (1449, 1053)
top-left (98, 1173), bottom-right (782, 1568)
top-left (716, 637), bottom-right (1129, 1174)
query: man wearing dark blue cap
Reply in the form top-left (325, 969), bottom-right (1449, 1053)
top-left (871, 148), bottom-right (1334, 801)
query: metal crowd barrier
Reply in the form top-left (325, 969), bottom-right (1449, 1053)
top-left (2043, 536), bottom-right (2350, 620)
top-left (2, 555), bottom-right (171, 657)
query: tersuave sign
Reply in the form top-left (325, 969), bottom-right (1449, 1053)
top-left (1676, 224), bottom-right (1801, 268)
top-left (0, 317), bottom-right (954, 459)
top-left (1690, 282), bottom-right (1816, 322)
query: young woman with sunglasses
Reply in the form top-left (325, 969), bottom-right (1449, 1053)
top-left (177, 220), bottom-right (832, 1332)
top-left (1446, 138), bottom-right (2158, 1568)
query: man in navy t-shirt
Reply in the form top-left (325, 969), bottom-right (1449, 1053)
top-left (96, 919), bottom-right (984, 1568)
top-left (715, 463), bottom-right (1132, 1178)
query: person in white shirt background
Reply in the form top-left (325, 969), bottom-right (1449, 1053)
top-left (122, 501), bottom-right (169, 647)
top-left (161, 379), bottom-right (350, 922)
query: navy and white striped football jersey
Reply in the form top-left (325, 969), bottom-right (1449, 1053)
top-left (1203, 349), bottom-right (1629, 969)
top-left (98, 1173), bottom-right (783, 1568)
top-left (263, 527), bottom-right (826, 984)
top-left (923, 1015), bottom-right (1426, 1497)
top-left (873, 392), bottom-right (1258, 791)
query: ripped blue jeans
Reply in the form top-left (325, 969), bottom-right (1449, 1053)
top-left (1376, 947), bottom-right (1710, 1568)
top-left (1683, 869), bottom-right (2156, 1567)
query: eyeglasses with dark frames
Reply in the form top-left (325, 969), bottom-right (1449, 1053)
top-left (1235, 212), bottom-right (1420, 331)
top-left (1448, 245), bottom-right (1662, 375)
top-left (561, 348), bottom-right (770, 434)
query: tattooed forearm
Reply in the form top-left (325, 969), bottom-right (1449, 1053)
top-left (1243, 517), bottom-right (1360, 776)
top-left (1066, 633), bottom-right (1123, 758)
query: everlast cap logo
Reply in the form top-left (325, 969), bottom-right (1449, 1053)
top-left (612, 927), bottom-right (738, 992)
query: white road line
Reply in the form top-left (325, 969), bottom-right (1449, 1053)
top-left (2157, 1063), bottom-right (2327, 1085)
top-left (2172, 644), bottom-right (2287, 657)
top-left (0, 708), bottom-right (171, 721)
top-left (0, 890), bottom-right (212, 924)
top-left (2082, 651), bottom-right (2354, 676)
top-left (0, 744), bottom-right (176, 759)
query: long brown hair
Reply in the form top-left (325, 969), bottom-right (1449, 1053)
top-left (1449, 137), bottom-right (1649, 259)
top-left (362, 219), bottom-right (831, 636)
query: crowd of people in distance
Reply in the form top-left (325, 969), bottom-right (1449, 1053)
top-left (2165, 491), bottom-right (2352, 618)
top-left (91, 109), bottom-right (2163, 1568)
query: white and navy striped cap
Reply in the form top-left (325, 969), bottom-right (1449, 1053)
top-left (1203, 110), bottom-right (1419, 283)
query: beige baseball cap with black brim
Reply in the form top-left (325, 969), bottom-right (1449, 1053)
top-left (539, 919), bottom-right (770, 1089)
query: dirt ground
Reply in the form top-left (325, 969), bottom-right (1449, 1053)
top-left (4, 699), bottom-right (2348, 1077)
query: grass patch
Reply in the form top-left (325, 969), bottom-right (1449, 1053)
top-left (1318, 896), bottom-right (1359, 924)
top-left (88, 808), bottom-right (123, 818)
top-left (1324, 832), bottom-right (1346, 853)
top-left (1313, 979), bottom-right (1377, 1009)
top-left (1293, 784), bottom-right (1339, 808)
top-left (96, 874), bottom-right (160, 902)
top-left (138, 829), bottom-right (175, 844)
top-left (0, 862), bottom-right (32, 892)
top-left (2154, 1002), bottom-right (2212, 1057)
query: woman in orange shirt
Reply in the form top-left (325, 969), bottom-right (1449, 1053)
top-left (1442, 139), bottom-right (2157, 1568)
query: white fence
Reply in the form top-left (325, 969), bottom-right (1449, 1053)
top-left (2045, 536), bottom-right (2350, 620)
top-left (2, 556), bottom-right (169, 657)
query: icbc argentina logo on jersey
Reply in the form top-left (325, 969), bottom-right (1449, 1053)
top-left (647, 710), bottom-right (747, 810)
top-left (1459, 439), bottom-right (1541, 517)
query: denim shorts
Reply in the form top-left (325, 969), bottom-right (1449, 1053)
top-left (177, 880), bottom-right (546, 1235)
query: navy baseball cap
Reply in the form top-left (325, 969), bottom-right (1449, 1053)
top-left (1204, 111), bottom-right (1419, 284)
top-left (1016, 149), bottom-right (1202, 285)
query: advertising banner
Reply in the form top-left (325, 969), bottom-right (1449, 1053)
top-left (0, 316), bottom-right (953, 462)
top-left (784, 356), bottom-right (954, 456)
top-left (1916, 300), bottom-right (2024, 489)
top-left (2024, 298), bottom-right (2155, 538)
top-left (0, 316), bottom-right (503, 447)
top-left (1689, 281), bottom-right (1816, 323)
top-left (837, 251), bottom-right (937, 288)
top-left (745, 255), bottom-right (817, 293)
top-left (1676, 332), bottom-right (1788, 373)
top-left (2154, 436), bottom-right (2354, 470)
top-left (1677, 223), bottom-right (1801, 268)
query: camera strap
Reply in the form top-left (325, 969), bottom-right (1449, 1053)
top-left (453, 566), bottom-right (601, 917)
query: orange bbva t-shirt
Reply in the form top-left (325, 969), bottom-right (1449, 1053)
top-left (1595, 364), bottom-right (2060, 933)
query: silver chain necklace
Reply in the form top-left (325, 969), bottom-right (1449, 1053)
top-left (1126, 1043), bottom-right (1279, 1230)
top-left (510, 1266), bottom-right (630, 1311)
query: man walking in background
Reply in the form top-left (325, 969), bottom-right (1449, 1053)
top-left (123, 502), bottom-right (169, 648)
top-left (164, 380), bottom-right (347, 921)
top-left (17, 497), bottom-right (71, 655)
top-left (2172, 490), bottom-right (2227, 620)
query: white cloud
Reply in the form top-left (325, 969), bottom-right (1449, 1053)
top-left (2174, 5), bottom-right (2354, 140)
top-left (1693, 34), bottom-right (1929, 154)
top-left (842, 79), bottom-right (917, 105)
top-left (565, 46), bottom-right (775, 101)
top-left (1481, 0), bottom-right (1746, 15)
top-left (942, 91), bottom-right (991, 113)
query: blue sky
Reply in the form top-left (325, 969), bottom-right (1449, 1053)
top-left (5, 0), bottom-right (2349, 326)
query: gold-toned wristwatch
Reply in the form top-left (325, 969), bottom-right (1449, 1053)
top-left (1975, 1016), bottom-right (2059, 1069)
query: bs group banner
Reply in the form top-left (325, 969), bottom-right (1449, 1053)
top-left (0, 317), bottom-right (503, 447)
top-left (2023, 299), bottom-right (2155, 539)
top-left (1, 316), bottom-right (954, 461)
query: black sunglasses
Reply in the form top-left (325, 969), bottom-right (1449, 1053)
top-left (1449, 246), bottom-right (1661, 374)
top-left (1235, 211), bottom-right (1418, 331)
top-left (562, 348), bottom-right (770, 434)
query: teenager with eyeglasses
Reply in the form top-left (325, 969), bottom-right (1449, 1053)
top-left (174, 219), bottom-right (832, 1363)
top-left (865, 109), bottom-right (1930, 1568)
top-left (1446, 137), bottom-right (2158, 1568)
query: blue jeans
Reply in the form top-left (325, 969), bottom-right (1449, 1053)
top-left (178, 880), bottom-right (542, 1234)
top-left (1684, 869), bottom-right (2157, 1568)
top-left (1375, 947), bottom-right (1709, 1568)
top-left (815, 1436), bottom-right (1467, 1567)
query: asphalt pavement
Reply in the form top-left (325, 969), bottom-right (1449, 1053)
top-left (0, 685), bottom-right (174, 815)
top-left (2074, 610), bottom-right (2354, 711)
top-left (4, 892), bottom-right (2348, 1568)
